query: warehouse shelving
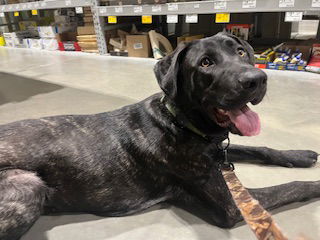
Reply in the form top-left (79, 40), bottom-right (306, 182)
top-left (0, 0), bottom-right (92, 12)
top-left (0, 0), bottom-right (320, 55)
top-left (96, 0), bottom-right (320, 17)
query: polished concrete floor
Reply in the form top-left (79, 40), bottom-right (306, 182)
top-left (0, 47), bottom-right (319, 240)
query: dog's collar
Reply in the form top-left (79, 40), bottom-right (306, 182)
top-left (160, 95), bottom-right (228, 143)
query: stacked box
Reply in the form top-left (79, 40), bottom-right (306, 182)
top-left (3, 31), bottom-right (32, 48)
top-left (77, 34), bottom-right (98, 53)
top-left (83, 7), bottom-right (94, 26)
top-left (38, 26), bottom-right (77, 51)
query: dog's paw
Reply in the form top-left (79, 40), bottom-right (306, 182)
top-left (279, 150), bottom-right (318, 168)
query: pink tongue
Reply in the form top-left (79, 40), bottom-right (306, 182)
top-left (226, 105), bottom-right (260, 136)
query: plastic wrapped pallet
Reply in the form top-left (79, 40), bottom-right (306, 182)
top-left (28, 39), bottom-right (43, 50)
top-left (42, 38), bottom-right (59, 51)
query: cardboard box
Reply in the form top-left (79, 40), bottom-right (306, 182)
top-left (78, 41), bottom-right (98, 49)
top-left (54, 15), bottom-right (71, 24)
top-left (177, 34), bottom-right (203, 44)
top-left (3, 31), bottom-right (31, 39)
top-left (3, 31), bottom-right (30, 48)
top-left (83, 16), bottom-right (93, 23)
top-left (77, 35), bottom-right (96, 41)
top-left (38, 26), bottom-right (75, 38)
top-left (126, 34), bottom-right (150, 58)
top-left (19, 21), bottom-right (37, 31)
top-left (77, 26), bottom-right (95, 35)
top-left (56, 32), bottom-right (78, 42)
top-left (110, 50), bottom-right (128, 57)
top-left (6, 0), bottom-right (19, 3)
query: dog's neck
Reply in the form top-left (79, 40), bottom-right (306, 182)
top-left (161, 95), bottom-right (229, 144)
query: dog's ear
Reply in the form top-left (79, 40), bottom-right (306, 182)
top-left (154, 42), bottom-right (190, 100)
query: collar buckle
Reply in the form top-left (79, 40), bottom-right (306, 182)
top-left (217, 137), bottom-right (234, 171)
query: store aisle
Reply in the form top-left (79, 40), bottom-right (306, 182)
top-left (0, 47), bottom-right (319, 240)
top-left (0, 47), bottom-right (159, 101)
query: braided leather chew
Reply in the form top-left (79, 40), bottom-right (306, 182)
top-left (222, 170), bottom-right (288, 240)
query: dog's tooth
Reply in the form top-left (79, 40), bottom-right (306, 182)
top-left (218, 109), bottom-right (227, 114)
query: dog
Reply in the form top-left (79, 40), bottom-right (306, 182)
top-left (0, 32), bottom-right (319, 240)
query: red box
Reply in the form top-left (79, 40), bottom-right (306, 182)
top-left (255, 63), bottom-right (267, 69)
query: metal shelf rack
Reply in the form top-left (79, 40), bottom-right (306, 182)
top-left (0, 0), bottom-right (92, 12)
top-left (96, 0), bottom-right (320, 17)
top-left (0, 0), bottom-right (320, 54)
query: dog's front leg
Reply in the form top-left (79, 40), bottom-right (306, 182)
top-left (173, 167), bottom-right (241, 228)
top-left (226, 144), bottom-right (318, 168)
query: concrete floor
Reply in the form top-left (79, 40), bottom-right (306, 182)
top-left (0, 47), bottom-right (320, 240)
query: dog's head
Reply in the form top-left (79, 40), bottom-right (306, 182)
top-left (154, 32), bottom-right (267, 137)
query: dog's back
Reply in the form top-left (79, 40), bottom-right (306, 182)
top-left (0, 93), bottom-right (174, 215)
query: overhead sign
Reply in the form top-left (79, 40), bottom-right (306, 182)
top-left (186, 14), bottom-right (198, 23)
top-left (142, 15), bottom-right (152, 24)
top-left (75, 7), bottom-right (83, 14)
top-left (242, 0), bottom-right (256, 8)
top-left (168, 3), bottom-right (178, 11)
top-left (133, 6), bottom-right (142, 13)
top-left (152, 5), bottom-right (161, 12)
top-left (279, 0), bottom-right (294, 8)
top-left (214, 1), bottom-right (227, 10)
top-left (167, 14), bottom-right (178, 23)
top-left (216, 13), bottom-right (230, 23)
top-left (31, 9), bottom-right (38, 15)
top-left (312, 0), bottom-right (320, 7)
top-left (108, 16), bottom-right (117, 24)
top-left (285, 11), bottom-right (303, 21)
top-left (115, 6), bottom-right (123, 13)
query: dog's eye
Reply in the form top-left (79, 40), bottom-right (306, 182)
top-left (201, 58), bottom-right (213, 67)
top-left (237, 49), bottom-right (246, 57)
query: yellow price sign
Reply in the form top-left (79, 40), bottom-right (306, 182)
top-left (31, 9), bottom-right (38, 15)
top-left (14, 11), bottom-right (19, 17)
top-left (215, 13), bottom-right (230, 23)
top-left (108, 16), bottom-right (117, 24)
top-left (142, 15), bottom-right (152, 24)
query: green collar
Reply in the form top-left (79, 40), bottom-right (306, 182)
top-left (160, 95), bottom-right (213, 142)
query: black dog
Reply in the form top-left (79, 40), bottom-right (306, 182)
top-left (0, 32), bottom-right (318, 240)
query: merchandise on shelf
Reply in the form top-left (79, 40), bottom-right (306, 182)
top-left (77, 26), bottom-right (95, 35)
top-left (177, 34), bottom-right (204, 44)
top-left (3, 31), bottom-right (35, 48)
top-left (58, 41), bottom-right (81, 51)
top-left (108, 29), bottom-right (128, 56)
top-left (6, 0), bottom-right (19, 4)
top-left (56, 32), bottom-right (79, 51)
top-left (126, 34), bottom-right (151, 58)
top-left (38, 25), bottom-right (76, 39)
top-left (306, 44), bottom-right (320, 74)
top-left (255, 42), bottom-right (312, 71)
top-left (18, 21), bottom-right (37, 31)
top-left (149, 30), bottom-right (173, 60)
top-left (42, 38), bottom-right (59, 51)
top-left (225, 24), bottom-right (253, 41)
top-left (0, 35), bottom-right (5, 46)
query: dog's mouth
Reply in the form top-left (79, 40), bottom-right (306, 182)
top-left (212, 104), bottom-right (260, 136)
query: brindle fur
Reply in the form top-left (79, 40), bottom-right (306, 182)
top-left (0, 33), bottom-right (318, 240)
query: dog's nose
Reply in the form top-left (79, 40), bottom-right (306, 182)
top-left (239, 70), bottom-right (267, 90)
